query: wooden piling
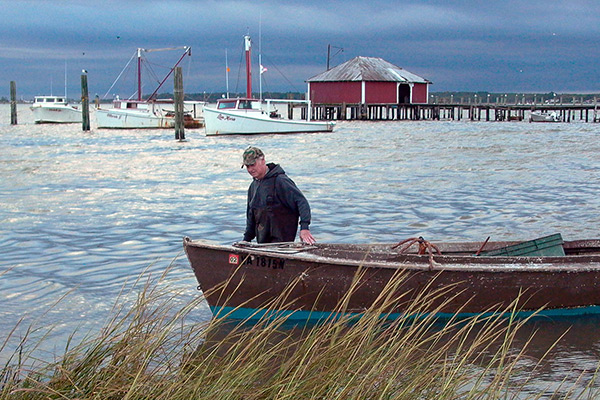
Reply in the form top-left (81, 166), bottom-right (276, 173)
top-left (174, 67), bottom-right (185, 140)
top-left (81, 74), bottom-right (90, 131)
top-left (10, 81), bottom-right (17, 125)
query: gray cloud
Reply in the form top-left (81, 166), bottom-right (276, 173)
top-left (2, 0), bottom-right (599, 98)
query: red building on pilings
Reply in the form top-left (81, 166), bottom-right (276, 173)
top-left (306, 56), bottom-right (431, 109)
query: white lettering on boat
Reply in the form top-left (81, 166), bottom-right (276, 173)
top-left (217, 114), bottom-right (236, 121)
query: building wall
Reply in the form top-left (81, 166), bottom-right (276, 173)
top-left (412, 83), bottom-right (429, 104)
top-left (365, 82), bottom-right (397, 103)
top-left (309, 80), bottom-right (430, 104)
top-left (309, 81), bottom-right (362, 103)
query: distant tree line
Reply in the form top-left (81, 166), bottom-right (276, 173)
top-left (430, 91), bottom-right (600, 105)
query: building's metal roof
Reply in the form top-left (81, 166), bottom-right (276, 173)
top-left (307, 56), bottom-right (430, 84)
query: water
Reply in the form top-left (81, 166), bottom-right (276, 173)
top-left (1, 104), bottom-right (600, 395)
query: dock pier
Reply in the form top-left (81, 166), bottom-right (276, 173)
top-left (304, 97), bottom-right (600, 123)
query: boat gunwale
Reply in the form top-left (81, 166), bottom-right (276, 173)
top-left (183, 238), bottom-right (600, 273)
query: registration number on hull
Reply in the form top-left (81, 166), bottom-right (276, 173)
top-left (229, 253), bottom-right (285, 270)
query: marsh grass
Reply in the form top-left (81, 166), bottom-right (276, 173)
top-left (1, 262), bottom-right (599, 399)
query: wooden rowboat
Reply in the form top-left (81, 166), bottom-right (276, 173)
top-left (183, 235), bottom-right (600, 321)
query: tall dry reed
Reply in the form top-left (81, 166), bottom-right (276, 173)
top-left (1, 261), bottom-right (598, 399)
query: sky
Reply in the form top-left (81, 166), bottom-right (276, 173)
top-left (2, 0), bottom-right (600, 100)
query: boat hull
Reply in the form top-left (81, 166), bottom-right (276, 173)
top-left (31, 105), bottom-right (82, 123)
top-left (203, 106), bottom-right (335, 135)
top-left (96, 108), bottom-right (175, 129)
top-left (530, 112), bottom-right (560, 122)
top-left (183, 238), bottom-right (600, 320)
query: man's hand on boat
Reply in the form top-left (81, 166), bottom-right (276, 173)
top-left (300, 229), bottom-right (316, 245)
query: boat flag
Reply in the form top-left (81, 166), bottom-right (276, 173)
top-left (260, 64), bottom-right (267, 74)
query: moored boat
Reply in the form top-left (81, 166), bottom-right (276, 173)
top-left (204, 97), bottom-right (335, 135)
top-left (203, 35), bottom-right (335, 136)
top-left (96, 46), bottom-right (201, 129)
top-left (96, 98), bottom-right (175, 129)
top-left (530, 110), bottom-right (561, 122)
top-left (183, 235), bottom-right (600, 321)
top-left (30, 96), bottom-right (82, 124)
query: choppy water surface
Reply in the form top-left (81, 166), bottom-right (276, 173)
top-left (1, 104), bottom-right (599, 396)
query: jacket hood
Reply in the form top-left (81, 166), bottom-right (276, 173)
top-left (262, 163), bottom-right (285, 180)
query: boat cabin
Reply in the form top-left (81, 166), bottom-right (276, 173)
top-left (34, 96), bottom-right (67, 104)
top-left (112, 99), bottom-right (151, 110)
top-left (111, 97), bottom-right (178, 111)
top-left (217, 98), bottom-right (262, 111)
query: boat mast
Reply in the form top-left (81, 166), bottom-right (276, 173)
top-left (137, 48), bottom-right (143, 101)
top-left (245, 35), bottom-right (252, 98)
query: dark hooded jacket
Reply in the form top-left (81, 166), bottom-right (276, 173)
top-left (243, 163), bottom-right (311, 243)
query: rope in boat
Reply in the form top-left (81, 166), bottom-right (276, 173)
top-left (391, 236), bottom-right (441, 270)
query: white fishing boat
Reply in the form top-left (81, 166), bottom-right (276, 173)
top-left (204, 35), bottom-right (335, 136)
top-left (30, 96), bottom-right (82, 124)
top-left (96, 46), bottom-right (200, 129)
top-left (204, 98), bottom-right (335, 135)
top-left (530, 111), bottom-right (560, 122)
top-left (96, 97), bottom-right (176, 129)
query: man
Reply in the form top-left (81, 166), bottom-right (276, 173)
top-left (241, 146), bottom-right (316, 245)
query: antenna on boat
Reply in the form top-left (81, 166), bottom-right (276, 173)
top-left (64, 60), bottom-right (68, 100)
top-left (259, 15), bottom-right (262, 102)
top-left (225, 49), bottom-right (230, 99)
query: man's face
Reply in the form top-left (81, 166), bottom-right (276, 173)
top-left (246, 157), bottom-right (267, 180)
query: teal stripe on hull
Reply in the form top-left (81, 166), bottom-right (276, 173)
top-left (211, 305), bottom-right (600, 322)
